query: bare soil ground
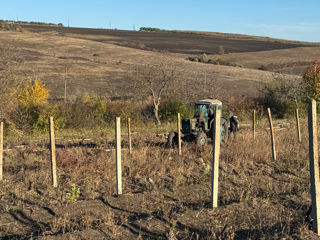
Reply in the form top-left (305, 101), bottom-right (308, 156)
top-left (0, 28), bottom-right (303, 99)
top-left (21, 25), bottom-right (313, 55)
top-left (0, 120), bottom-right (319, 239)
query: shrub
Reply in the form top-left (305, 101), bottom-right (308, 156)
top-left (303, 59), bottom-right (320, 101)
top-left (61, 96), bottom-right (141, 129)
top-left (104, 100), bottom-right (141, 124)
top-left (259, 74), bottom-right (305, 118)
top-left (224, 96), bottom-right (264, 121)
top-left (31, 105), bottom-right (66, 133)
top-left (199, 53), bottom-right (209, 63)
top-left (61, 95), bottom-right (108, 129)
top-left (159, 101), bottom-right (193, 122)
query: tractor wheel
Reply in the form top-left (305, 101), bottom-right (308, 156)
top-left (166, 131), bottom-right (177, 148)
top-left (220, 117), bottom-right (229, 143)
top-left (195, 132), bottom-right (207, 147)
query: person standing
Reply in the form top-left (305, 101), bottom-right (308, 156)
top-left (229, 112), bottom-right (239, 139)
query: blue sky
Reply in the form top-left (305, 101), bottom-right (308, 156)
top-left (1, 0), bottom-right (319, 42)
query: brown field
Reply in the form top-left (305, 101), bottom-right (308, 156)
top-left (0, 119), bottom-right (319, 239)
top-left (207, 46), bottom-right (320, 75)
top-left (21, 24), bottom-right (315, 55)
top-left (1, 25), bottom-right (315, 99)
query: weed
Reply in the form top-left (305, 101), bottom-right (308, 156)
top-left (66, 184), bottom-right (80, 203)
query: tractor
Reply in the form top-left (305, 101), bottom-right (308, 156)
top-left (166, 99), bottom-right (228, 147)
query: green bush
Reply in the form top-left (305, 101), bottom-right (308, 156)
top-left (9, 104), bottom-right (66, 133)
top-left (159, 101), bottom-right (193, 122)
top-left (61, 95), bottom-right (107, 129)
top-left (32, 105), bottom-right (66, 133)
top-left (104, 100), bottom-right (141, 124)
top-left (61, 97), bottom-right (141, 129)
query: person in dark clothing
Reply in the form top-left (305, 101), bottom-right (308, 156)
top-left (229, 112), bottom-right (239, 139)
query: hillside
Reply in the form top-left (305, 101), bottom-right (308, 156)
top-left (22, 24), bottom-right (317, 55)
top-left (1, 25), bottom-right (318, 101)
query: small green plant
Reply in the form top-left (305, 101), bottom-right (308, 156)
top-left (66, 184), bottom-right (80, 203)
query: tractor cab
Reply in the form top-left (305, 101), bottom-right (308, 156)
top-left (182, 99), bottom-right (222, 135)
top-left (194, 99), bottom-right (222, 130)
top-left (167, 99), bottom-right (227, 148)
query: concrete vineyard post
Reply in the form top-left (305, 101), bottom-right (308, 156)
top-left (115, 117), bottom-right (122, 195)
top-left (267, 108), bottom-right (276, 161)
top-left (0, 122), bottom-right (3, 181)
top-left (296, 108), bottom-right (301, 143)
top-left (49, 117), bottom-right (57, 188)
top-left (128, 118), bottom-right (132, 155)
top-left (211, 104), bottom-right (222, 208)
top-left (308, 99), bottom-right (320, 234)
top-left (177, 113), bottom-right (181, 155)
top-left (253, 110), bottom-right (256, 139)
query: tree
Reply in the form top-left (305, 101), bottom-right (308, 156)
top-left (132, 59), bottom-right (177, 125)
top-left (13, 78), bottom-right (50, 107)
top-left (303, 59), bottom-right (320, 101)
top-left (260, 73), bottom-right (305, 117)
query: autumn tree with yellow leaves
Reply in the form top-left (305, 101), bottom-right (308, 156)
top-left (13, 78), bottom-right (50, 107)
top-left (7, 78), bottom-right (56, 132)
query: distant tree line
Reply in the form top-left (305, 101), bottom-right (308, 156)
top-left (139, 27), bottom-right (165, 32)
top-left (0, 20), bottom-right (22, 31)
top-left (0, 19), bottom-right (64, 27)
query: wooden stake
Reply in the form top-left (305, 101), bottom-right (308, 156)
top-left (128, 118), bottom-right (132, 155)
top-left (308, 99), bottom-right (320, 234)
top-left (0, 122), bottom-right (3, 181)
top-left (296, 108), bottom-right (301, 143)
top-left (253, 110), bottom-right (256, 139)
top-left (211, 103), bottom-right (222, 208)
top-left (49, 117), bottom-right (57, 187)
top-left (115, 117), bottom-right (122, 195)
top-left (267, 108), bottom-right (276, 161)
top-left (177, 113), bottom-right (181, 155)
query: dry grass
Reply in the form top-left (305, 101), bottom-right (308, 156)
top-left (0, 118), bottom-right (318, 239)
top-left (0, 30), bottom-right (298, 99)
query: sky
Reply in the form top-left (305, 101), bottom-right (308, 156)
top-left (0, 0), bottom-right (319, 42)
